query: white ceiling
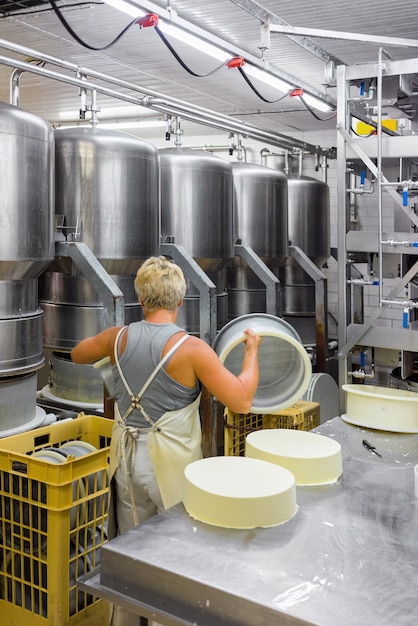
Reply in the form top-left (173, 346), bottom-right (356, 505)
top-left (1, 0), bottom-right (418, 146)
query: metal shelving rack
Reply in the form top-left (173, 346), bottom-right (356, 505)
top-left (336, 51), bottom-right (418, 408)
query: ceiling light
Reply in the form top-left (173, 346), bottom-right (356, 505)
top-left (160, 23), bottom-right (230, 62)
top-left (301, 93), bottom-right (333, 112)
top-left (103, 0), bottom-right (145, 18)
top-left (104, 0), bottom-right (230, 62)
top-left (103, 1), bottom-right (332, 111)
top-left (244, 65), bottom-right (289, 94)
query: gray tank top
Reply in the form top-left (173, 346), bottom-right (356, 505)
top-left (112, 321), bottom-right (201, 427)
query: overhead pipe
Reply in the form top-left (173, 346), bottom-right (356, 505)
top-left (0, 37), bottom-right (335, 158)
top-left (142, 96), bottom-right (324, 153)
top-left (195, 143), bottom-right (248, 162)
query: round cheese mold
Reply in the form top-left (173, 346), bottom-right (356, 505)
top-left (183, 456), bottom-right (297, 529)
top-left (246, 429), bottom-right (343, 486)
top-left (342, 384), bottom-right (418, 433)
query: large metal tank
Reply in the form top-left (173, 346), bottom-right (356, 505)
top-left (159, 148), bottom-right (233, 332)
top-left (0, 101), bottom-right (54, 433)
top-left (228, 162), bottom-right (288, 319)
top-left (0, 101), bottom-right (54, 282)
top-left (39, 127), bottom-right (160, 350)
top-left (280, 175), bottom-right (330, 343)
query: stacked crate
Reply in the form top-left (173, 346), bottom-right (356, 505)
top-left (224, 401), bottom-right (320, 457)
top-left (0, 414), bottom-right (112, 625)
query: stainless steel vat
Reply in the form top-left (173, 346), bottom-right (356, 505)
top-left (39, 127), bottom-right (159, 350)
top-left (287, 176), bottom-right (330, 268)
top-left (280, 175), bottom-right (330, 343)
top-left (0, 373), bottom-right (45, 436)
top-left (231, 162), bottom-right (288, 265)
top-left (160, 148), bottom-right (233, 271)
top-left (53, 127), bottom-right (159, 273)
top-left (228, 162), bottom-right (288, 318)
top-left (160, 148), bottom-right (233, 331)
top-left (0, 279), bottom-right (44, 375)
top-left (40, 273), bottom-right (141, 349)
top-left (0, 101), bottom-right (54, 281)
top-left (0, 102), bottom-right (54, 385)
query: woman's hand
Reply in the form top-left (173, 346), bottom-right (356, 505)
top-left (242, 328), bottom-right (262, 352)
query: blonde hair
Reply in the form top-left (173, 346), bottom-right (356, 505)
top-left (134, 256), bottom-right (186, 312)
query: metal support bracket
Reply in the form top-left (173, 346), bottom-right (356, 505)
top-left (234, 243), bottom-right (282, 317)
top-left (289, 245), bottom-right (328, 371)
top-left (55, 241), bottom-right (125, 328)
top-left (160, 241), bottom-right (217, 346)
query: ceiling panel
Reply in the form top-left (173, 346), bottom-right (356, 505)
top-left (0, 0), bottom-right (418, 143)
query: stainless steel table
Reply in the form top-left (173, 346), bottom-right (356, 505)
top-left (79, 417), bottom-right (418, 625)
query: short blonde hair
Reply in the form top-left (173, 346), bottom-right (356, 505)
top-left (134, 256), bottom-right (186, 312)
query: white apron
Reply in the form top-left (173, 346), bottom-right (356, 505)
top-left (108, 328), bottom-right (202, 535)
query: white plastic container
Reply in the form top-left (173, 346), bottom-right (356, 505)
top-left (342, 384), bottom-right (418, 433)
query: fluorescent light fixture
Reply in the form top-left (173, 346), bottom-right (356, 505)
top-left (301, 93), bottom-right (332, 112)
top-left (244, 65), bottom-right (289, 94)
top-left (103, 0), bottom-right (145, 18)
top-left (103, 1), bottom-right (333, 111)
top-left (104, 0), bottom-right (230, 62)
top-left (161, 23), bottom-right (230, 62)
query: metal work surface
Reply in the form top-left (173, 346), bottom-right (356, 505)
top-left (80, 418), bottom-right (418, 625)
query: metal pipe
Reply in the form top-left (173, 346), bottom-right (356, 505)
top-left (347, 81), bottom-right (375, 103)
top-left (146, 97), bottom-right (321, 153)
top-left (0, 38), bottom-right (335, 158)
top-left (9, 67), bottom-right (23, 106)
top-left (259, 148), bottom-right (289, 174)
top-left (377, 48), bottom-right (384, 308)
top-left (383, 299), bottom-right (418, 308)
top-left (381, 239), bottom-right (418, 247)
top-left (297, 150), bottom-right (303, 176)
top-left (0, 54), bottom-right (145, 106)
top-left (196, 144), bottom-right (248, 162)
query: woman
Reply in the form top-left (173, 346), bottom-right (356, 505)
top-left (71, 255), bottom-right (261, 535)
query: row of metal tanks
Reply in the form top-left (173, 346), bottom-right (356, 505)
top-left (0, 100), bottom-right (330, 436)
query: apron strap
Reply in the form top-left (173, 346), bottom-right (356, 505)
top-left (114, 329), bottom-right (190, 423)
top-left (135, 333), bottom-right (190, 398)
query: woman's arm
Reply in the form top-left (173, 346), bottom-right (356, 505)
top-left (188, 329), bottom-right (261, 413)
top-left (70, 326), bottom-right (123, 364)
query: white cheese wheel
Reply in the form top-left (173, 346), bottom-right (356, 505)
top-left (183, 456), bottom-right (297, 529)
top-left (246, 429), bottom-right (343, 485)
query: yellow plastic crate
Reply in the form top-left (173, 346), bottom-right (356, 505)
top-left (0, 413), bottom-right (113, 626)
top-left (224, 401), bottom-right (320, 457)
